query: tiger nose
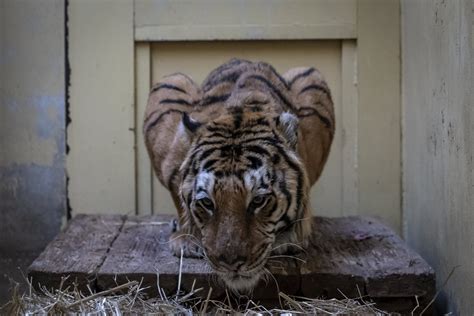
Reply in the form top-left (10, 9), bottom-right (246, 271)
top-left (218, 254), bottom-right (247, 270)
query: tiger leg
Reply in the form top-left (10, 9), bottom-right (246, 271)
top-left (168, 190), bottom-right (205, 258)
top-left (272, 200), bottom-right (312, 256)
top-left (276, 67), bottom-right (335, 251)
top-left (143, 73), bottom-right (204, 257)
top-left (283, 67), bottom-right (335, 186)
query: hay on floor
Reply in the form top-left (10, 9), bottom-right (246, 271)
top-left (1, 275), bottom-right (390, 315)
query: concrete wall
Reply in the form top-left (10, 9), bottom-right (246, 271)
top-left (0, 0), bottom-right (66, 303)
top-left (402, 0), bottom-right (473, 313)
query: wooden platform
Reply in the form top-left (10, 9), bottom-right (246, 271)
top-left (28, 215), bottom-right (435, 313)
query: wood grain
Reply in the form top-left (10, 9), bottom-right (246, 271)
top-left (29, 215), bottom-right (435, 312)
top-left (28, 215), bottom-right (125, 291)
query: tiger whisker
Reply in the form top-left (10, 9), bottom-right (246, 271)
top-left (160, 233), bottom-right (201, 245)
top-left (162, 233), bottom-right (215, 265)
top-left (261, 271), bottom-right (270, 286)
top-left (268, 255), bottom-right (307, 264)
top-left (165, 233), bottom-right (206, 253)
top-left (290, 216), bottom-right (312, 224)
top-left (167, 232), bottom-right (201, 242)
top-left (271, 242), bottom-right (305, 252)
top-left (272, 216), bottom-right (313, 238)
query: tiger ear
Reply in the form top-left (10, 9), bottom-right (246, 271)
top-left (276, 112), bottom-right (299, 149)
top-left (182, 112), bottom-right (202, 135)
top-left (175, 113), bottom-right (201, 153)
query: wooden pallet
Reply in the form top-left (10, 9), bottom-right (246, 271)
top-left (28, 215), bottom-right (435, 313)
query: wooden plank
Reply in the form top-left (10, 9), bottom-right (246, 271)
top-left (97, 215), bottom-right (300, 300)
top-left (135, 43), bottom-right (153, 215)
top-left (28, 215), bottom-right (125, 291)
top-left (68, 0), bottom-right (135, 215)
top-left (97, 215), bottom-right (433, 312)
top-left (96, 215), bottom-right (183, 296)
top-left (341, 40), bottom-right (359, 216)
top-left (29, 215), bottom-right (435, 312)
top-left (134, 0), bottom-right (357, 41)
top-left (357, 0), bottom-right (401, 232)
top-left (300, 217), bottom-right (435, 302)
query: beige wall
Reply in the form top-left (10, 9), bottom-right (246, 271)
top-left (67, 0), bottom-right (135, 215)
top-left (402, 0), bottom-right (473, 313)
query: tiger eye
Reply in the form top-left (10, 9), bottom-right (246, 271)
top-left (199, 197), bottom-right (214, 209)
top-left (250, 195), bottom-right (267, 208)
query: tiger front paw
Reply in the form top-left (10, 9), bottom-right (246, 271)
top-left (169, 231), bottom-right (205, 258)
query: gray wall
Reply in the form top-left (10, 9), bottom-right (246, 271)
top-left (402, 0), bottom-right (473, 313)
top-left (0, 0), bottom-right (66, 303)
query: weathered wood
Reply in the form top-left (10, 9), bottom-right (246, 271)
top-left (28, 215), bottom-right (125, 291)
top-left (96, 215), bottom-right (207, 297)
top-left (300, 217), bottom-right (435, 313)
top-left (301, 217), bottom-right (435, 296)
top-left (97, 215), bottom-right (300, 300)
top-left (29, 215), bottom-right (435, 313)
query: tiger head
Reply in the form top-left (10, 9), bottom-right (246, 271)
top-left (178, 92), bottom-right (311, 291)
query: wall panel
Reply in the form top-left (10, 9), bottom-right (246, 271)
top-left (402, 0), bottom-right (473, 313)
top-left (68, 0), bottom-right (135, 215)
top-left (357, 0), bottom-right (401, 231)
top-left (135, 0), bottom-right (357, 41)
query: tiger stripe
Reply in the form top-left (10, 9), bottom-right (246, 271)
top-left (159, 98), bottom-right (193, 106)
top-left (299, 84), bottom-right (331, 97)
top-left (151, 83), bottom-right (188, 94)
top-left (143, 109), bottom-right (184, 133)
top-left (238, 74), bottom-right (295, 111)
top-left (288, 67), bottom-right (315, 86)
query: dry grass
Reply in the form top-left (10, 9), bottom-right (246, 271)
top-left (1, 275), bottom-right (390, 315)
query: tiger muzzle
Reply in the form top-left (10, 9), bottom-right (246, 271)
top-left (206, 241), bottom-right (250, 272)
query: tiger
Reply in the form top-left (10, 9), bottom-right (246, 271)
top-left (144, 58), bottom-right (334, 291)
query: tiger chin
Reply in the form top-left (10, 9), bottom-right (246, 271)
top-left (144, 59), bottom-right (334, 292)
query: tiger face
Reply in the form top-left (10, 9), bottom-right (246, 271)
top-left (179, 105), bottom-right (309, 291)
